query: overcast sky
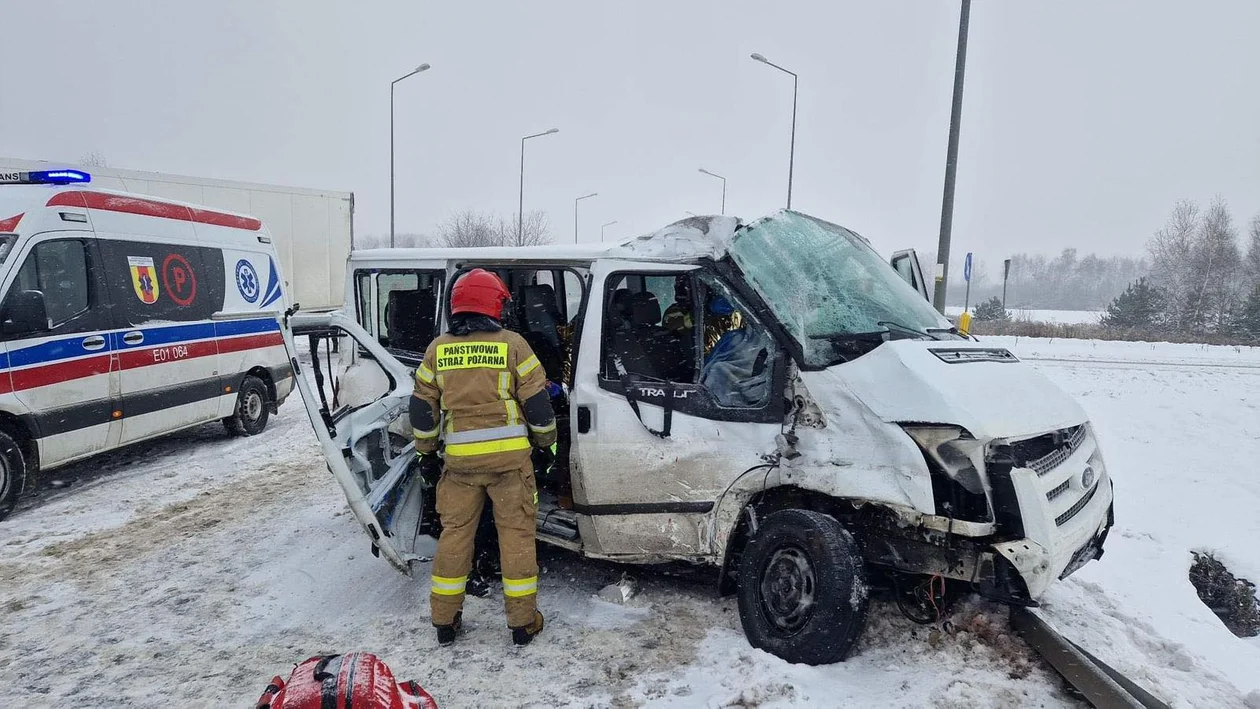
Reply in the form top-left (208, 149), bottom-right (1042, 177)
top-left (3, 1), bottom-right (1258, 261)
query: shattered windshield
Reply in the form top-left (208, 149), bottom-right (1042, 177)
top-left (727, 211), bottom-right (955, 367)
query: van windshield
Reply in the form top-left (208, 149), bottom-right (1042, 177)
top-left (727, 211), bottom-right (956, 367)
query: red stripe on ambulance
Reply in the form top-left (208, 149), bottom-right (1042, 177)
top-left (47, 191), bottom-right (262, 231)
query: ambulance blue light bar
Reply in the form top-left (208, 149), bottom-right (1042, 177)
top-left (0, 169), bottom-right (92, 186)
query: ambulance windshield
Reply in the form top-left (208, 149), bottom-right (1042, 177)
top-left (728, 211), bottom-right (956, 367)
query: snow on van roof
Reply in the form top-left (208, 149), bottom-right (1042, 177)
top-left (351, 214), bottom-right (745, 264)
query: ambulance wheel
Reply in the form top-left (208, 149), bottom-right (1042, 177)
top-left (224, 376), bottom-right (270, 437)
top-left (736, 509), bottom-right (869, 665)
top-left (0, 431), bottom-right (27, 521)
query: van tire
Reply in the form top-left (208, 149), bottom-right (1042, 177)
top-left (224, 376), bottom-right (270, 437)
top-left (736, 509), bottom-right (869, 665)
top-left (0, 431), bottom-right (28, 521)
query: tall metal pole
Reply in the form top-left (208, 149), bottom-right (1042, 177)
top-left (787, 72), bottom-right (797, 210)
top-left (751, 54), bottom-right (798, 210)
top-left (389, 63), bottom-right (430, 248)
top-left (932, 0), bottom-right (971, 313)
top-left (574, 192), bottom-right (598, 243)
top-left (518, 128), bottom-right (559, 246)
top-left (601, 220), bottom-right (617, 241)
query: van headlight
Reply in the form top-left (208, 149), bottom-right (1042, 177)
top-left (902, 425), bottom-right (986, 495)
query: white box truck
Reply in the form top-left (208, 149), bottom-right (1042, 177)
top-left (0, 158), bottom-right (352, 310)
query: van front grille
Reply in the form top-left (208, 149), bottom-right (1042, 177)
top-left (1017, 425), bottom-right (1087, 477)
top-left (1055, 483), bottom-right (1098, 527)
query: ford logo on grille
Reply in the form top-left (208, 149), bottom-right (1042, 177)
top-left (1081, 466), bottom-right (1096, 489)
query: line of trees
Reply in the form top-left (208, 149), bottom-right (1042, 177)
top-left (930, 250), bottom-right (1147, 311)
top-left (1103, 198), bottom-right (1260, 338)
top-left (356, 208), bottom-right (555, 250)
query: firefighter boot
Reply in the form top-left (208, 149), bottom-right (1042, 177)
top-left (435, 611), bottom-right (462, 647)
top-left (511, 611), bottom-right (545, 647)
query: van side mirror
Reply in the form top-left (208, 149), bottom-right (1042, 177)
top-left (2, 290), bottom-right (51, 335)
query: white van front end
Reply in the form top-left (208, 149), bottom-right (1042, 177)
top-left (792, 340), bottom-right (1113, 601)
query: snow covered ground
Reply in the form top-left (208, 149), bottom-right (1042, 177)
top-left (946, 307), bottom-right (1103, 325)
top-left (3, 339), bottom-right (1260, 707)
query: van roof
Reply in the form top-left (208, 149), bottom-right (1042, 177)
top-left (350, 214), bottom-right (749, 265)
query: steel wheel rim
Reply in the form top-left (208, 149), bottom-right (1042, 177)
top-left (759, 544), bottom-right (817, 634)
top-left (245, 391), bottom-right (264, 422)
top-left (0, 454), bottom-right (9, 499)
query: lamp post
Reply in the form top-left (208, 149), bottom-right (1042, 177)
top-left (574, 192), bottom-right (598, 243)
top-left (932, 0), bottom-right (972, 313)
top-left (698, 168), bottom-right (726, 214)
top-left (601, 220), bottom-right (618, 241)
top-left (750, 53), bottom-right (797, 209)
top-left (390, 62), bottom-right (431, 248)
top-left (518, 128), bottom-right (559, 245)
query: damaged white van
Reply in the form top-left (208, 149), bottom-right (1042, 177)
top-left (285, 210), bottom-right (1114, 665)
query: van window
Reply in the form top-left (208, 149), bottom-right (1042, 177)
top-left (13, 240), bottom-right (91, 326)
top-left (354, 269), bottom-right (444, 359)
top-left (601, 271), bottom-right (776, 411)
top-left (448, 266), bottom-right (586, 384)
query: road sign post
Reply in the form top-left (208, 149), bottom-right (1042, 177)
top-left (963, 252), bottom-right (973, 313)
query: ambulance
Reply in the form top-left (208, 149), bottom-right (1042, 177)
top-left (0, 169), bottom-right (293, 519)
top-left (286, 210), bottom-right (1114, 665)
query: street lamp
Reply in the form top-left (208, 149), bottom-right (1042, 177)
top-left (574, 192), bottom-right (598, 243)
top-left (390, 62), bottom-right (431, 247)
top-left (601, 220), bottom-right (618, 241)
top-left (698, 168), bottom-right (727, 214)
top-left (518, 128), bottom-right (560, 245)
top-left (750, 53), bottom-right (798, 210)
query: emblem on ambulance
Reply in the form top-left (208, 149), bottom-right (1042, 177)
top-left (128, 256), bottom-right (160, 304)
top-left (235, 259), bottom-right (260, 303)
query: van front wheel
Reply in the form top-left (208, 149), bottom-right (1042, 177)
top-left (736, 509), bottom-right (869, 665)
top-left (224, 376), bottom-right (270, 437)
top-left (0, 431), bottom-right (28, 521)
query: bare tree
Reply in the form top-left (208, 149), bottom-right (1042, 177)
top-left (78, 151), bottom-right (109, 168)
top-left (439, 209), bottom-right (553, 248)
top-left (1148, 199), bottom-right (1201, 331)
top-left (1191, 197), bottom-right (1243, 331)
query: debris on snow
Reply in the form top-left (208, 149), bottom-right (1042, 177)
top-left (597, 573), bottom-right (640, 605)
top-left (1189, 551), bottom-right (1260, 638)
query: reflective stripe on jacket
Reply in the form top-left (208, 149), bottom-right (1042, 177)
top-left (412, 328), bottom-right (557, 473)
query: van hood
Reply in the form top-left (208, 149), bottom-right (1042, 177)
top-left (807, 340), bottom-right (1086, 440)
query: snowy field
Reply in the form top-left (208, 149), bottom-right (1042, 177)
top-left (946, 307), bottom-right (1103, 325)
top-left (3, 339), bottom-right (1260, 707)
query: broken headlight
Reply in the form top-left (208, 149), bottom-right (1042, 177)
top-left (902, 425), bottom-right (987, 495)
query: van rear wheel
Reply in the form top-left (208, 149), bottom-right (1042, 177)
top-left (736, 509), bottom-right (869, 665)
top-left (224, 376), bottom-right (270, 437)
top-left (0, 431), bottom-right (28, 521)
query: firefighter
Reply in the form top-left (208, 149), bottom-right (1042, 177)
top-left (411, 269), bottom-right (556, 647)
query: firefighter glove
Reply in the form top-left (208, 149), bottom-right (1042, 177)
top-left (417, 453), bottom-right (443, 487)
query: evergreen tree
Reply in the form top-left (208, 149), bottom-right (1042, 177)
top-left (1234, 284), bottom-right (1260, 340)
top-left (972, 296), bottom-right (1009, 322)
top-left (1100, 278), bottom-right (1165, 330)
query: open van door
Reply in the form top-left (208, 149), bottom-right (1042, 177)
top-left (891, 249), bottom-right (930, 302)
top-left (281, 309), bottom-right (431, 574)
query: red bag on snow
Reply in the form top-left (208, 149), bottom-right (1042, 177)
top-left (255, 653), bottom-right (438, 709)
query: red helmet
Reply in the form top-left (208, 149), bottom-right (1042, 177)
top-left (451, 268), bottom-right (511, 318)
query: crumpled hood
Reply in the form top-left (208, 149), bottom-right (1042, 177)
top-left (807, 340), bottom-right (1087, 440)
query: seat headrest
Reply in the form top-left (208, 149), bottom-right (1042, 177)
top-left (629, 292), bottom-right (662, 327)
top-left (610, 289), bottom-right (634, 319)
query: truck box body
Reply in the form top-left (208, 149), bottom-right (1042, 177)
top-left (0, 158), bottom-right (352, 310)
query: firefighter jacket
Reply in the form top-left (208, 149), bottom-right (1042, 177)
top-left (411, 326), bottom-right (558, 474)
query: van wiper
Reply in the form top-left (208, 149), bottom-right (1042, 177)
top-left (877, 321), bottom-right (937, 340)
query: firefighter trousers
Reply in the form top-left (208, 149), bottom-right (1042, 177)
top-left (430, 462), bottom-right (539, 629)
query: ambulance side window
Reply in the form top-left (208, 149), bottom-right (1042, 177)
top-left (11, 239), bottom-right (91, 326)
